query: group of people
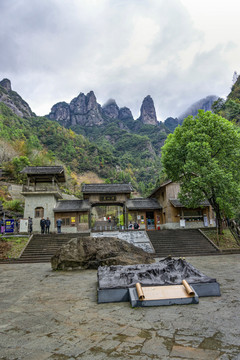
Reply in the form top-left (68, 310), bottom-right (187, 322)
top-left (0, 216), bottom-right (62, 235)
top-left (128, 221), bottom-right (140, 230)
top-left (0, 218), bottom-right (20, 234)
top-left (40, 217), bottom-right (51, 234)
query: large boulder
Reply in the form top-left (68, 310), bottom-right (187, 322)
top-left (51, 236), bottom-right (154, 270)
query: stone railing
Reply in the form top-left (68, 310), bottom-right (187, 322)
top-left (22, 185), bottom-right (60, 193)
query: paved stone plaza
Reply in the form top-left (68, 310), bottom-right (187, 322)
top-left (0, 255), bottom-right (240, 360)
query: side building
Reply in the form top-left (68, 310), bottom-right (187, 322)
top-left (21, 166), bottom-right (65, 232)
top-left (148, 180), bottom-right (214, 229)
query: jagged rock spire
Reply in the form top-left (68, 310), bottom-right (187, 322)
top-left (0, 78), bottom-right (12, 91)
top-left (139, 95), bottom-right (158, 125)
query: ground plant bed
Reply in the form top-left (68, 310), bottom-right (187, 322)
top-left (0, 236), bottom-right (29, 259)
top-left (202, 229), bottom-right (240, 250)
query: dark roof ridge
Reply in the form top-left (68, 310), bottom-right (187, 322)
top-left (148, 179), bottom-right (173, 198)
top-left (82, 183), bottom-right (134, 193)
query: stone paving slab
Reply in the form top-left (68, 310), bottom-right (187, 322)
top-left (0, 255), bottom-right (240, 359)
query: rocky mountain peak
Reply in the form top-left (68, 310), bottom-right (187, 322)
top-left (102, 99), bottom-right (119, 119)
top-left (139, 95), bottom-right (158, 125)
top-left (0, 78), bottom-right (34, 118)
top-left (48, 90), bottom-right (104, 127)
top-left (48, 102), bottom-right (71, 127)
top-left (0, 78), bottom-right (12, 92)
top-left (178, 95), bottom-right (218, 123)
top-left (118, 107), bottom-right (133, 121)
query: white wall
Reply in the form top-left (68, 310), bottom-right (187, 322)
top-left (24, 194), bottom-right (57, 232)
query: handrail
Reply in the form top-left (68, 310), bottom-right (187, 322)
top-left (229, 220), bottom-right (240, 246)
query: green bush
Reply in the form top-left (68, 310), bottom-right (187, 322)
top-left (3, 200), bottom-right (24, 213)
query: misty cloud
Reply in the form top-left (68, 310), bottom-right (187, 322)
top-left (0, 0), bottom-right (238, 120)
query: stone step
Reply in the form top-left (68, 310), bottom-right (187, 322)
top-left (19, 233), bottom-right (74, 262)
top-left (147, 229), bottom-right (219, 257)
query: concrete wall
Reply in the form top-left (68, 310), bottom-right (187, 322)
top-left (23, 194), bottom-right (57, 232)
top-left (161, 221), bottom-right (205, 230)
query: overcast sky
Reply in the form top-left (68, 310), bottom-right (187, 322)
top-left (0, 0), bottom-right (240, 121)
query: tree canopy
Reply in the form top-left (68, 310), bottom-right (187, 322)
top-left (161, 110), bottom-right (240, 233)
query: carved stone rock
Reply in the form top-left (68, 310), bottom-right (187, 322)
top-left (51, 236), bottom-right (154, 270)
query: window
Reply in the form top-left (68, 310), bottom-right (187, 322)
top-left (79, 214), bottom-right (88, 223)
top-left (62, 218), bottom-right (70, 226)
top-left (183, 209), bottom-right (203, 221)
top-left (35, 207), bottom-right (44, 218)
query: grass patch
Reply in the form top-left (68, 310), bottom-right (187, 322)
top-left (202, 229), bottom-right (239, 250)
top-left (0, 236), bottom-right (29, 259)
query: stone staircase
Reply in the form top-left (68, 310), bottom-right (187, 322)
top-left (19, 233), bottom-right (90, 263)
top-left (147, 229), bottom-right (220, 257)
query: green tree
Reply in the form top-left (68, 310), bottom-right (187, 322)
top-left (162, 110), bottom-right (240, 234)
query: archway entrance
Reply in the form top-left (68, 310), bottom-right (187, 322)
top-left (91, 204), bottom-right (124, 231)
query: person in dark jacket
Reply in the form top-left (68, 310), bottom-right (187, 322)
top-left (134, 222), bottom-right (139, 230)
top-left (15, 218), bottom-right (19, 233)
top-left (28, 217), bottom-right (33, 234)
top-left (45, 217), bottom-right (51, 234)
top-left (40, 218), bottom-right (45, 234)
top-left (0, 218), bottom-right (4, 234)
top-left (56, 218), bottom-right (62, 233)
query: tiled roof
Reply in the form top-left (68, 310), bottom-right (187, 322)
top-left (21, 166), bottom-right (64, 175)
top-left (148, 180), bottom-right (173, 198)
top-left (21, 166), bottom-right (65, 182)
top-left (82, 183), bottom-right (134, 194)
top-left (126, 198), bottom-right (161, 210)
top-left (169, 198), bottom-right (210, 208)
top-left (53, 200), bottom-right (90, 212)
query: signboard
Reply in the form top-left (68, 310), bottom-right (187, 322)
top-left (99, 195), bottom-right (116, 201)
top-left (71, 217), bottom-right (76, 224)
top-left (20, 219), bottom-right (28, 233)
top-left (180, 219), bottom-right (185, 228)
top-left (203, 215), bottom-right (209, 227)
top-left (5, 219), bottom-right (14, 233)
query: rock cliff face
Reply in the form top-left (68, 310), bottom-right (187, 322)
top-left (48, 101), bottom-right (71, 127)
top-left (164, 117), bottom-right (179, 132)
top-left (48, 91), bottom-right (104, 127)
top-left (0, 78), bottom-right (34, 118)
top-left (49, 94), bottom-right (134, 127)
top-left (118, 106), bottom-right (133, 121)
top-left (70, 91), bottom-right (104, 126)
top-left (178, 95), bottom-right (218, 123)
top-left (102, 99), bottom-right (133, 121)
top-left (102, 99), bottom-right (119, 119)
top-left (138, 95), bottom-right (158, 125)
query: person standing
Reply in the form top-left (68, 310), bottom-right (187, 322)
top-left (40, 218), bottom-right (45, 234)
top-left (56, 218), bottom-right (62, 233)
top-left (134, 221), bottom-right (139, 230)
top-left (15, 218), bottom-right (19, 233)
top-left (0, 218), bottom-right (4, 235)
top-left (45, 217), bottom-right (51, 234)
top-left (28, 217), bottom-right (33, 234)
